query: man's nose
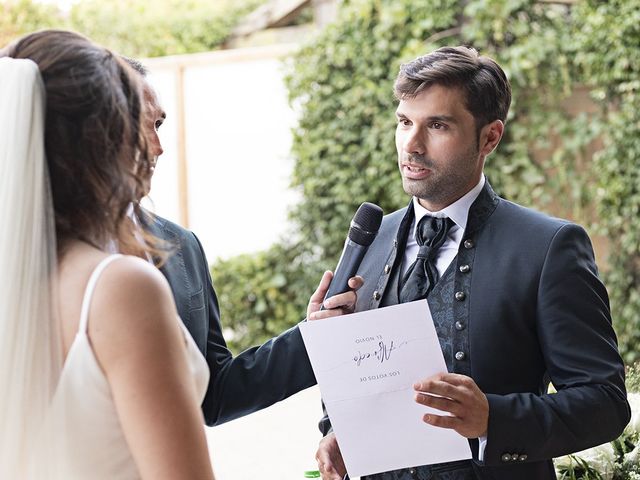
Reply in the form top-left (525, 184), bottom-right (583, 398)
top-left (403, 128), bottom-right (425, 156)
top-left (151, 133), bottom-right (163, 157)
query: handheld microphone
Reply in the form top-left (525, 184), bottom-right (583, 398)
top-left (322, 202), bottom-right (383, 306)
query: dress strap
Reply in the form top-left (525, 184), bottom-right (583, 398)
top-left (78, 255), bottom-right (123, 334)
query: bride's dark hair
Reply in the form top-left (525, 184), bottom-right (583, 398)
top-left (2, 30), bottom-right (165, 260)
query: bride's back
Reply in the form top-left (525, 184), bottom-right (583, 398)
top-left (53, 246), bottom-right (144, 480)
top-left (53, 242), bottom-right (207, 480)
top-left (58, 243), bottom-right (112, 358)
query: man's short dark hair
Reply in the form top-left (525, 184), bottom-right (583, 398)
top-left (394, 46), bottom-right (511, 131)
top-left (122, 56), bottom-right (148, 77)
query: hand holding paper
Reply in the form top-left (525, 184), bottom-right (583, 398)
top-left (414, 372), bottom-right (489, 438)
top-left (300, 300), bottom-right (472, 478)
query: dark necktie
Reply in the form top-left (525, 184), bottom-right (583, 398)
top-left (399, 216), bottom-right (453, 303)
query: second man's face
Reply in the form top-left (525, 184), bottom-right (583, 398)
top-left (395, 84), bottom-right (484, 211)
top-left (140, 84), bottom-right (166, 195)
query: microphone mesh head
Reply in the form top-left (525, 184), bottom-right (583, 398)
top-left (348, 202), bottom-right (383, 246)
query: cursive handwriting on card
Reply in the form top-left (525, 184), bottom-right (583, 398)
top-left (353, 336), bottom-right (408, 367)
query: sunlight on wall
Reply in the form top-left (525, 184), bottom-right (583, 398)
top-left (144, 46), bottom-right (299, 262)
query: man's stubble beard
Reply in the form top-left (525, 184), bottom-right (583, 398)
top-left (400, 143), bottom-right (481, 208)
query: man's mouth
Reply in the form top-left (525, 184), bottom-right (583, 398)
top-left (401, 162), bottom-right (431, 179)
top-left (404, 163), bottom-right (425, 171)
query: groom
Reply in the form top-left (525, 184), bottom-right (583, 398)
top-left (314, 46), bottom-right (629, 479)
top-left (127, 58), bottom-right (357, 426)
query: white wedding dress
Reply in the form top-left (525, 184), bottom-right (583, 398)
top-left (48, 255), bottom-right (210, 479)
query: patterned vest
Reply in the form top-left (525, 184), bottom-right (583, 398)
top-left (364, 207), bottom-right (479, 480)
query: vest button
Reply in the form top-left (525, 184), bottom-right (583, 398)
top-left (463, 239), bottom-right (474, 249)
top-left (459, 264), bottom-right (470, 273)
top-left (384, 264), bottom-right (391, 274)
top-left (455, 351), bottom-right (466, 361)
top-left (373, 291), bottom-right (381, 301)
top-left (455, 291), bottom-right (466, 301)
top-left (455, 321), bottom-right (465, 331)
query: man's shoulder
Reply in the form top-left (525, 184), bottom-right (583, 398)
top-left (495, 196), bottom-right (581, 238)
top-left (140, 209), bottom-right (209, 260)
top-left (142, 209), bottom-right (194, 242)
top-left (498, 197), bottom-right (570, 225)
top-left (142, 210), bottom-right (213, 276)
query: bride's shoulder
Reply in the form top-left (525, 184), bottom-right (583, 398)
top-left (102, 254), bottom-right (167, 286)
top-left (94, 255), bottom-right (171, 304)
top-left (88, 255), bottom-right (180, 358)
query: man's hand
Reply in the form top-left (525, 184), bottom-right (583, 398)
top-left (307, 271), bottom-right (364, 320)
top-left (413, 372), bottom-right (489, 438)
top-left (315, 432), bottom-right (346, 479)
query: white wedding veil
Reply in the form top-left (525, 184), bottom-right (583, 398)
top-left (0, 57), bottom-right (63, 478)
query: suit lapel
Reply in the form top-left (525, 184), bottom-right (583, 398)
top-left (382, 202), bottom-right (414, 307)
top-left (465, 180), bottom-right (500, 236)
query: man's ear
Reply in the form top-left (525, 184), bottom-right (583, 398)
top-left (479, 120), bottom-right (504, 157)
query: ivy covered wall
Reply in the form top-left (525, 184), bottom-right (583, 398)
top-left (213, 0), bottom-right (640, 358)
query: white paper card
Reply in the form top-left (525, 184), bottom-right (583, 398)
top-left (300, 300), bottom-right (472, 477)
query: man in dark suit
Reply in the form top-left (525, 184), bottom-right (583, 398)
top-left (314, 46), bottom-right (630, 480)
top-left (142, 211), bottom-right (324, 426)
top-left (129, 59), bottom-right (360, 426)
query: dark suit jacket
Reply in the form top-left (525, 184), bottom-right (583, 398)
top-left (320, 182), bottom-right (629, 479)
top-left (142, 211), bottom-right (316, 426)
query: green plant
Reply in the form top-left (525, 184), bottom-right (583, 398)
top-left (557, 455), bottom-right (605, 480)
top-left (68, 0), bottom-right (263, 57)
top-left (0, 0), bottom-right (62, 47)
top-left (213, 0), bottom-right (639, 356)
top-left (284, 0), bottom-right (601, 281)
top-left (210, 242), bottom-right (322, 353)
top-left (0, 0), bottom-right (263, 57)
top-left (285, 0), bottom-right (460, 266)
top-left (573, 0), bottom-right (640, 364)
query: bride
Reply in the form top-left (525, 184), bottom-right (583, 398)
top-left (0, 30), bottom-right (217, 479)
